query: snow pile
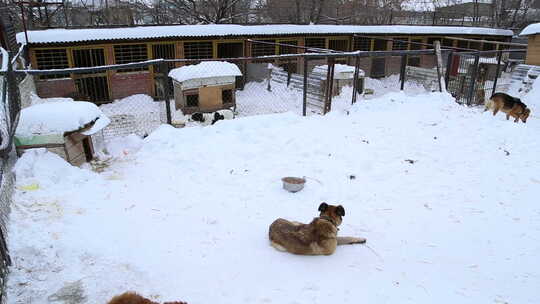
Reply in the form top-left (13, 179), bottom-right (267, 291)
top-left (13, 148), bottom-right (99, 190)
top-left (521, 74), bottom-right (540, 110)
top-left (7, 89), bottom-right (540, 304)
top-left (16, 101), bottom-right (108, 137)
top-left (100, 94), bottom-right (163, 140)
top-left (168, 61), bottom-right (242, 82)
top-left (520, 22), bottom-right (540, 36)
top-left (17, 24), bottom-right (513, 45)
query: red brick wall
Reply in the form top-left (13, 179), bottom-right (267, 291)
top-left (110, 72), bottom-right (152, 100)
top-left (35, 78), bottom-right (77, 98)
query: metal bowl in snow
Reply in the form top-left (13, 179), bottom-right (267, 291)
top-left (282, 177), bottom-right (306, 193)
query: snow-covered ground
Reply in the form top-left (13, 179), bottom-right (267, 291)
top-left (7, 85), bottom-right (540, 304)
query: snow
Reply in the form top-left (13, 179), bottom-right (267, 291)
top-left (519, 22), bottom-right (540, 36)
top-left (17, 24), bottom-right (513, 44)
top-left (7, 82), bottom-right (540, 304)
top-left (15, 101), bottom-right (109, 137)
top-left (168, 61), bottom-right (242, 83)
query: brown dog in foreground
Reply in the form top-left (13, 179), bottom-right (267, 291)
top-left (107, 292), bottom-right (186, 304)
top-left (485, 92), bottom-right (531, 123)
top-left (269, 202), bottom-right (366, 255)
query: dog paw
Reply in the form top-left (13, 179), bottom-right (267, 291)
top-left (352, 237), bottom-right (367, 244)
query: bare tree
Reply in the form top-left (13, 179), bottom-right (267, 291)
top-left (162, 0), bottom-right (251, 24)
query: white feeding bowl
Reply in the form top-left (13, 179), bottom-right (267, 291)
top-left (282, 177), bottom-right (306, 193)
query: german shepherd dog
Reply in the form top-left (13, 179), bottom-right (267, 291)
top-left (269, 203), bottom-right (366, 255)
top-left (108, 292), bottom-right (186, 304)
top-left (485, 92), bottom-right (531, 123)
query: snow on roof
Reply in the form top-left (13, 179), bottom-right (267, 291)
top-left (313, 64), bottom-right (365, 78)
top-left (520, 23), bottom-right (540, 36)
top-left (16, 101), bottom-right (110, 137)
top-left (169, 61), bottom-right (242, 82)
top-left (16, 24), bottom-right (513, 45)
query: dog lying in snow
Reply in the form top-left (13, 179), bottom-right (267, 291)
top-left (189, 109), bottom-right (234, 126)
top-left (485, 92), bottom-right (531, 123)
top-left (269, 202), bottom-right (366, 255)
top-left (107, 292), bottom-right (186, 304)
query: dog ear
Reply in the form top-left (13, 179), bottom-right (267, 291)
top-left (336, 205), bottom-right (345, 217)
top-left (318, 202), bottom-right (328, 212)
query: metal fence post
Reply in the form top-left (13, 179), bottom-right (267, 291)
top-left (324, 58), bottom-right (335, 114)
top-left (399, 54), bottom-right (407, 91)
top-left (302, 57), bottom-right (308, 117)
top-left (492, 50), bottom-right (503, 96)
top-left (434, 41), bottom-right (444, 92)
top-left (351, 55), bottom-right (361, 104)
top-left (160, 62), bottom-right (172, 125)
top-left (444, 50), bottom-right (454, 91)
top-left (467, 53), bottom-right (480, 106)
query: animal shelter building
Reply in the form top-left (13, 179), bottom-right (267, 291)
top-left (17, 24), bottom-right (513, 104)
top-left (520, 23), bottom-right (540, 66)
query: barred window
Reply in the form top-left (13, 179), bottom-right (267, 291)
top-left (184, 41), bottom-right (214, 59)
top-left (457, 40), bottom-right (469, 50)
top-left (278, 40), bottom-right (298, 55)
top-left (482, 42), bottom-right (495, 51)
top-left (35, 49), bottom-right (69, 79)
top-left (442, 39), bottom-right (454, 49)
top-left (373, 38), bottom-right (388, 51)
top-left (329, 39), bottom-right (349, 52)
top-left (305, 38), bottom-right (326, 51)
top-left (222, 89), bottom-right (233, 104)
top-left (392, 37), bottom-right (409, 51)
top-left (410, 39), bottom-right (423, 50)
top-left (469, 41), bottom-right (481, 50)
top-left (114, 44), bottom-right (148, 72)
top-left (251, 40), bottom-right (276, 57)
top-left (186, 93), bottom-right (199, 107)
top-left (354, 37), bottom-right (371, 51)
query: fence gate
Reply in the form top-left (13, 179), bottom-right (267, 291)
top-left (270, 66), bottom-right (325, 115)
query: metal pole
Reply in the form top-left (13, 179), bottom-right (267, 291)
top-left (302, 57), bottom-right (308, 117)
top-left (467, 53), bottom-right (480, 106)
top-left (161, 62), bottom-right (172, 124)
top-left (351, 55), bottom-right (360, 104)
top-left (326, 58), bottom-right (335, 113)
top-left (19, 3), bottom-right (29, 43)
top-left (492, 50), bottom-right (503, 96)
top-left (444, 50), bottom-right (454, 91)
top-left (399, 54), bottom-right (407, 91)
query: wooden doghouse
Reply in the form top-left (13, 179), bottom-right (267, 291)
top-left (169, 61), bottom-right (242, 114)
top-left (15, 101), bottom-right (110, 166)
top-left (312, 64), bottom-right (365, 97)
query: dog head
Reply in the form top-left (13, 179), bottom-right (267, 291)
top-left (211, 112), bottom-right (225, 125)
top-left (521, 108), bottom-right (531, 123)
top-left (190, 112), bottom-right (205, 123)
top-left (318, 202), bottom-right (344, 226)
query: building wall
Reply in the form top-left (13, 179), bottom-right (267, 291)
top-left (28, 33), bottom-right (512, 101)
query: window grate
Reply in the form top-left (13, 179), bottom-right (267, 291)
top-left (186, 94), bottom-right (199, 107)
top-left (184, 42), bottom-right (213, 59)
top-left (252, 40), bottom-right (276, 57)
top-left (353, 37), bottom-right (371, 51)
top-left (392, 38), bottom-right (409, 51)
top-left (222, 89), bottom-right (233, 104)
top-left (278, 40), bottom-right (298, 55)
top-left (35, 48), bottom-right (69, 79)
top-left (114, 44), bottom-right (148, 72)
top-left (329, 39), bottom-right (349, 52)
top-left (305, 38), bottom-right (326, 50)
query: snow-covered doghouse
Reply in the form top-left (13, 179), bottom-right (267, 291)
top-left (168, 61), bottom-right (242, 114)
top-left (312, 64), bottom-right (365, 97)
top-left (15, 101), bottom-right (110, 166)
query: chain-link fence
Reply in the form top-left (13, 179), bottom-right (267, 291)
top-left (444, 49), bottom-right (526, 105)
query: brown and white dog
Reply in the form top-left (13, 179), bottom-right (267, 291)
top-left (485, 92), bottom-right (531, 123)
top-left (107, 292), bottom-right (186, 304)
top-left (269, 202), bottom-right (366, 255)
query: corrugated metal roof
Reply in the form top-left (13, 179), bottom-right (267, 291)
top-left (17, 24), bottom-right (514, 45)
